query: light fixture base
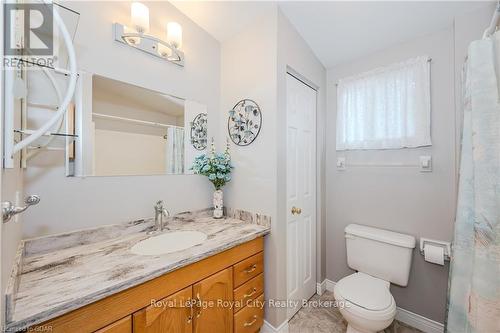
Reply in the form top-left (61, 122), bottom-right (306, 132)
top-left (113, 23), bottom-right (184, 67)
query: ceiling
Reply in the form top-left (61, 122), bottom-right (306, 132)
top-left (279, 1), bottom-right (492, 68)
top-left (171, 1), bottom-right (493, 68)
top-left (170, 1), bottom-right (276, 42)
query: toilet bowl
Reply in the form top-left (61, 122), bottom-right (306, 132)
top-left (334, 224), bottom-right (416, 333)
top-left (334, 272), bottom-right (396, 333)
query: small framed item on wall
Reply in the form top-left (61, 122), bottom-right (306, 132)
top-left (190, 112), bottom-right (208, 150)
top-left (228, 99), bottom-right (262, 146)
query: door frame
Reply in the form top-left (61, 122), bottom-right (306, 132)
top-left (285, 68), bottom-right (320, 320)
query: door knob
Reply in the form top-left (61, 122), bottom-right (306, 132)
top-left (291, 206), bottom-right (302, 215)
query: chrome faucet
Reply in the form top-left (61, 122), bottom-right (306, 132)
top-left (2, 195), bottom-right (40, 223)
top-left (154, 200), bottom-right (170, 232)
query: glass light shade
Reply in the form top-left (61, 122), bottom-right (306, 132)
top-left (167, 22), bottom-right (182, 49)
top-left (131, 2), bottom-right (149, 33)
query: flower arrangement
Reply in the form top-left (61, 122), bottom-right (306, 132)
top-left (191, 139), bottom-right (233, 190)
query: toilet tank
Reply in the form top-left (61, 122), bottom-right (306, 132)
top-left (345, 224), bottom-right (416, 286)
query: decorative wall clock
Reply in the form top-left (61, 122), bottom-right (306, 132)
top-left (190, 113), bottom-right (207, 150)
top-left (227, 99), bottom-right (262, 146)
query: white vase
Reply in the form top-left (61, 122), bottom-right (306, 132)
top-left (213, 189), bottom-right (223, 219)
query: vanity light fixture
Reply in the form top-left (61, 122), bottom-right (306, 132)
top-left (114, 2), bottom-right (184, 66)
top-left (131, 2), bottom-right (149, 33)
top-left (167, 22), bottom-right (182, 49)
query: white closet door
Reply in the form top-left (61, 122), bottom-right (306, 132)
top-left (286, 73), bottom-right (317, 319)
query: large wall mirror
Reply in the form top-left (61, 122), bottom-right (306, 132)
top-left (74, 75), bottom-right (208, 176)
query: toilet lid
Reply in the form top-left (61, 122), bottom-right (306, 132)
top-left (335, 273), bottom-right (393, 311)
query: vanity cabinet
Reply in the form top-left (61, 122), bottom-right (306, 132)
top-left (232, 253), bottom-right (265, 333)
top-left (233, 253), bottom-right (264, 287)
top-left (233, 274), bottom-right (264, 313)
top-left (30, 237), bottom-right (264, 333)
top-left (234, 294), bottom-right (264, 333)
top-left (133, 286), bottom-right (193, 333)
top-left (193, 268), bottom-right (233, 333)
top-left (95, 316), bottom-right (132, 333)
top-left (133, 269), bottom-right (233, 333)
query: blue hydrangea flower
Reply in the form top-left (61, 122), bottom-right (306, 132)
top-left (191, 150), bottom-right (233, 190)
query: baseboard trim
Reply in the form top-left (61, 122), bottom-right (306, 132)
top-left (321, 279), bottom-right (444, 333)
top-left (316, 280), bottom-right (326, 295)
top-left (325, 278), bottom-right (336, 292)
top-left (262, 319), bottom-right (289, 333)
top-left (395, 307), bottom-right (444, 333)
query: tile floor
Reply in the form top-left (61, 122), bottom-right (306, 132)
top-left (288, 292), bottom-right (423, 333)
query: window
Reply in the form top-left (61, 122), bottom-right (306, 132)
top-left (336, 56), bottom-right (431, 150)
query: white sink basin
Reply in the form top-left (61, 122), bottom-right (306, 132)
top-left (131, 231), bottom-right (207, 256)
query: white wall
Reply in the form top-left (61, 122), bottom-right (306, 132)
top-left (23, 1), bottom-right (221, 237)
top-left (220, 6), bottom-right (326, 327)
top-left (325, 4), bottom-right (494, 322)
top-left (220, 5), bottom-right (280, 326)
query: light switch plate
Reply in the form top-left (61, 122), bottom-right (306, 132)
top-left (420, 156), bottom-right (432, 172)
top-left (337, 157), bottom-right (346, 171)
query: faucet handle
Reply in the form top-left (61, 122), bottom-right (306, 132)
top-left (25, 195), bottom-right (40, 206)
top-left (162, 208), bottom-right (170, 218)
top-left (3, 195), bottom-right (40, 223)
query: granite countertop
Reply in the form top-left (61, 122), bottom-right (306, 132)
top-left (5, 209), bottom-right (270, 331)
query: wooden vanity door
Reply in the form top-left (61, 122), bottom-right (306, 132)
top-left (133, 286), bottom-right (193, 333)
top-left (193, 268), bottom-right (233, 333)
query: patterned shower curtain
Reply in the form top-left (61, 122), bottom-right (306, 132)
top-left (166, 127), bottom-right (185, 174)
top-left (446, 32), bottom-right (500, 333)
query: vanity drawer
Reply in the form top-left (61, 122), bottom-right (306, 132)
top-left (233, 273), bottom-right (264, 313)
top-left (234, 294), bottom-right (264, 333)
top-left (233, 252), bottom-right (263, 288)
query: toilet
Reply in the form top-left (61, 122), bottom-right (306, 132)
top-left (333, 224), bottom-right (416, 333)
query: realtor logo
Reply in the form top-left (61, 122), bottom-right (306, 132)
top-left (4, 3), bottom-right (53, 56)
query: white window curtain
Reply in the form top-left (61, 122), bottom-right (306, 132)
top-left (336, 56), bottom-right (431, 150)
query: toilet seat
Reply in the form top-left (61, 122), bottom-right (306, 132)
top-left (334, 272), bottom-right (396, 321)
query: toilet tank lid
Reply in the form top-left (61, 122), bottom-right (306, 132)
top-left (345, 224), bottom-right (416, 248)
